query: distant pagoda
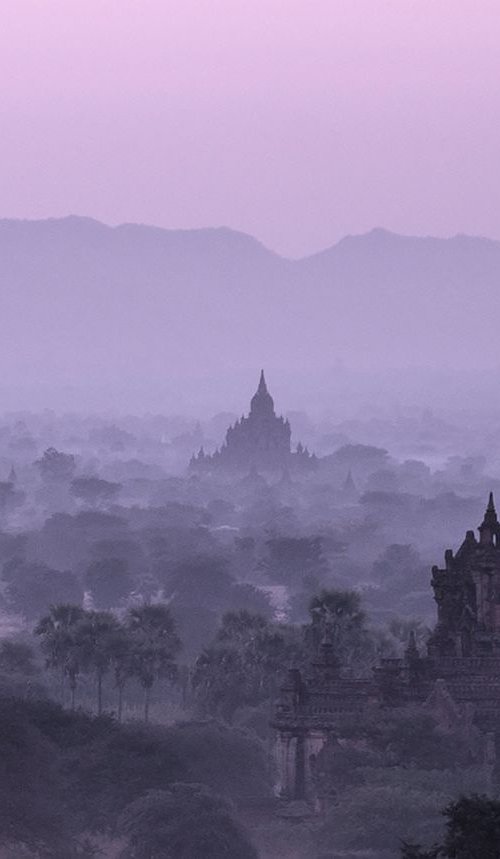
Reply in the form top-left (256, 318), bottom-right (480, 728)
top-left (190, 370), bottom-right (315, 473)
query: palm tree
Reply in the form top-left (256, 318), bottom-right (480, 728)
top-left (108, 623), bottom-right (134, 721)
top-left (125, 604), bottom-right (181, 722)
top-left (35, 603), bottom-right (85, 709)
top-left (76, 610), bottom-right (120, 716)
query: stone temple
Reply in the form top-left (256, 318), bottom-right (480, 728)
top-left (190, 370), bottom-right (315, 473)
top-left (273, 494), bottom-right (500, 801)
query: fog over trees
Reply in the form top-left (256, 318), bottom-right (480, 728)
top-left (0, 370), bottom-right (500, 858)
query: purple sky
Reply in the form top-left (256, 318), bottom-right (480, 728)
top-left (1, 0), bottom-right (499, 257)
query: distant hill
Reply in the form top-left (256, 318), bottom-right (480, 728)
top-left (1, 217), bottom-right (500, 410)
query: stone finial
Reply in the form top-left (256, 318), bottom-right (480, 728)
top-left (479, 491), bottom-right (499, 545)
top-left (405, 629), bottom-right (419, 662)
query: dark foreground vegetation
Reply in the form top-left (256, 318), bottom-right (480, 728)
top-left (1, 592), bottom-right (500, 858)
top-left (0, 692), bottom-right (267, 857)
top-left (401, 795), bottom-right (500, 858)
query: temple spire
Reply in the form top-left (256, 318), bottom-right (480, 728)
top-left (405, 629), bottom-right (419, 663)
top-left (479, 492), bottom-right (499, 545)
top-left (343, 468), bottom-right (357, 494)
top-left (482, 491), bottom-right (497, 523)
top-left (250, 369), bottom-right (275, 417)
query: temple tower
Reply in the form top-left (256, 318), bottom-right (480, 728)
top-left (190, 371), bottom-right (315, 473)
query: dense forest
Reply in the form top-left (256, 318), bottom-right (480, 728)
top-left (0, 406), bottom-right (500, 857)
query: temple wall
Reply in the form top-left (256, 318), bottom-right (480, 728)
top-left (274, 730), bottom-right (328, 800)
top-left (273, 732), bottom-right (296, 797)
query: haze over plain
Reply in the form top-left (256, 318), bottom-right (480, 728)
top-left (1, 0), bottom-right (499, 257)
top-left (1, 1), bottom-right (499, 411)
top-left (2, 217), bottom-right (500, 414)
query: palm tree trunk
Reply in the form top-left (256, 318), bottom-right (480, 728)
top-left (182, 668), bottom-right (190, 709)
top-left (118, 683), bottom-right (124, 722)
top-left (97, 672), bottom-right (103, 716)
top-left (144, 685), bottom-right (151, 723)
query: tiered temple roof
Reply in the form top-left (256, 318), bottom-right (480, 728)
top-left (190, 371), bottom-right (315, 473)
top-left (273, 494), bottom-right (500, 800)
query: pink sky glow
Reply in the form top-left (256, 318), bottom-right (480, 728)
top-left (1, 0), bottom-right (499, 256)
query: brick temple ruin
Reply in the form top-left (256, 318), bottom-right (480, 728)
top-left (190, 370), bottom-right (316, 473)
top-left (273, 493), bottom-right (500, 801)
